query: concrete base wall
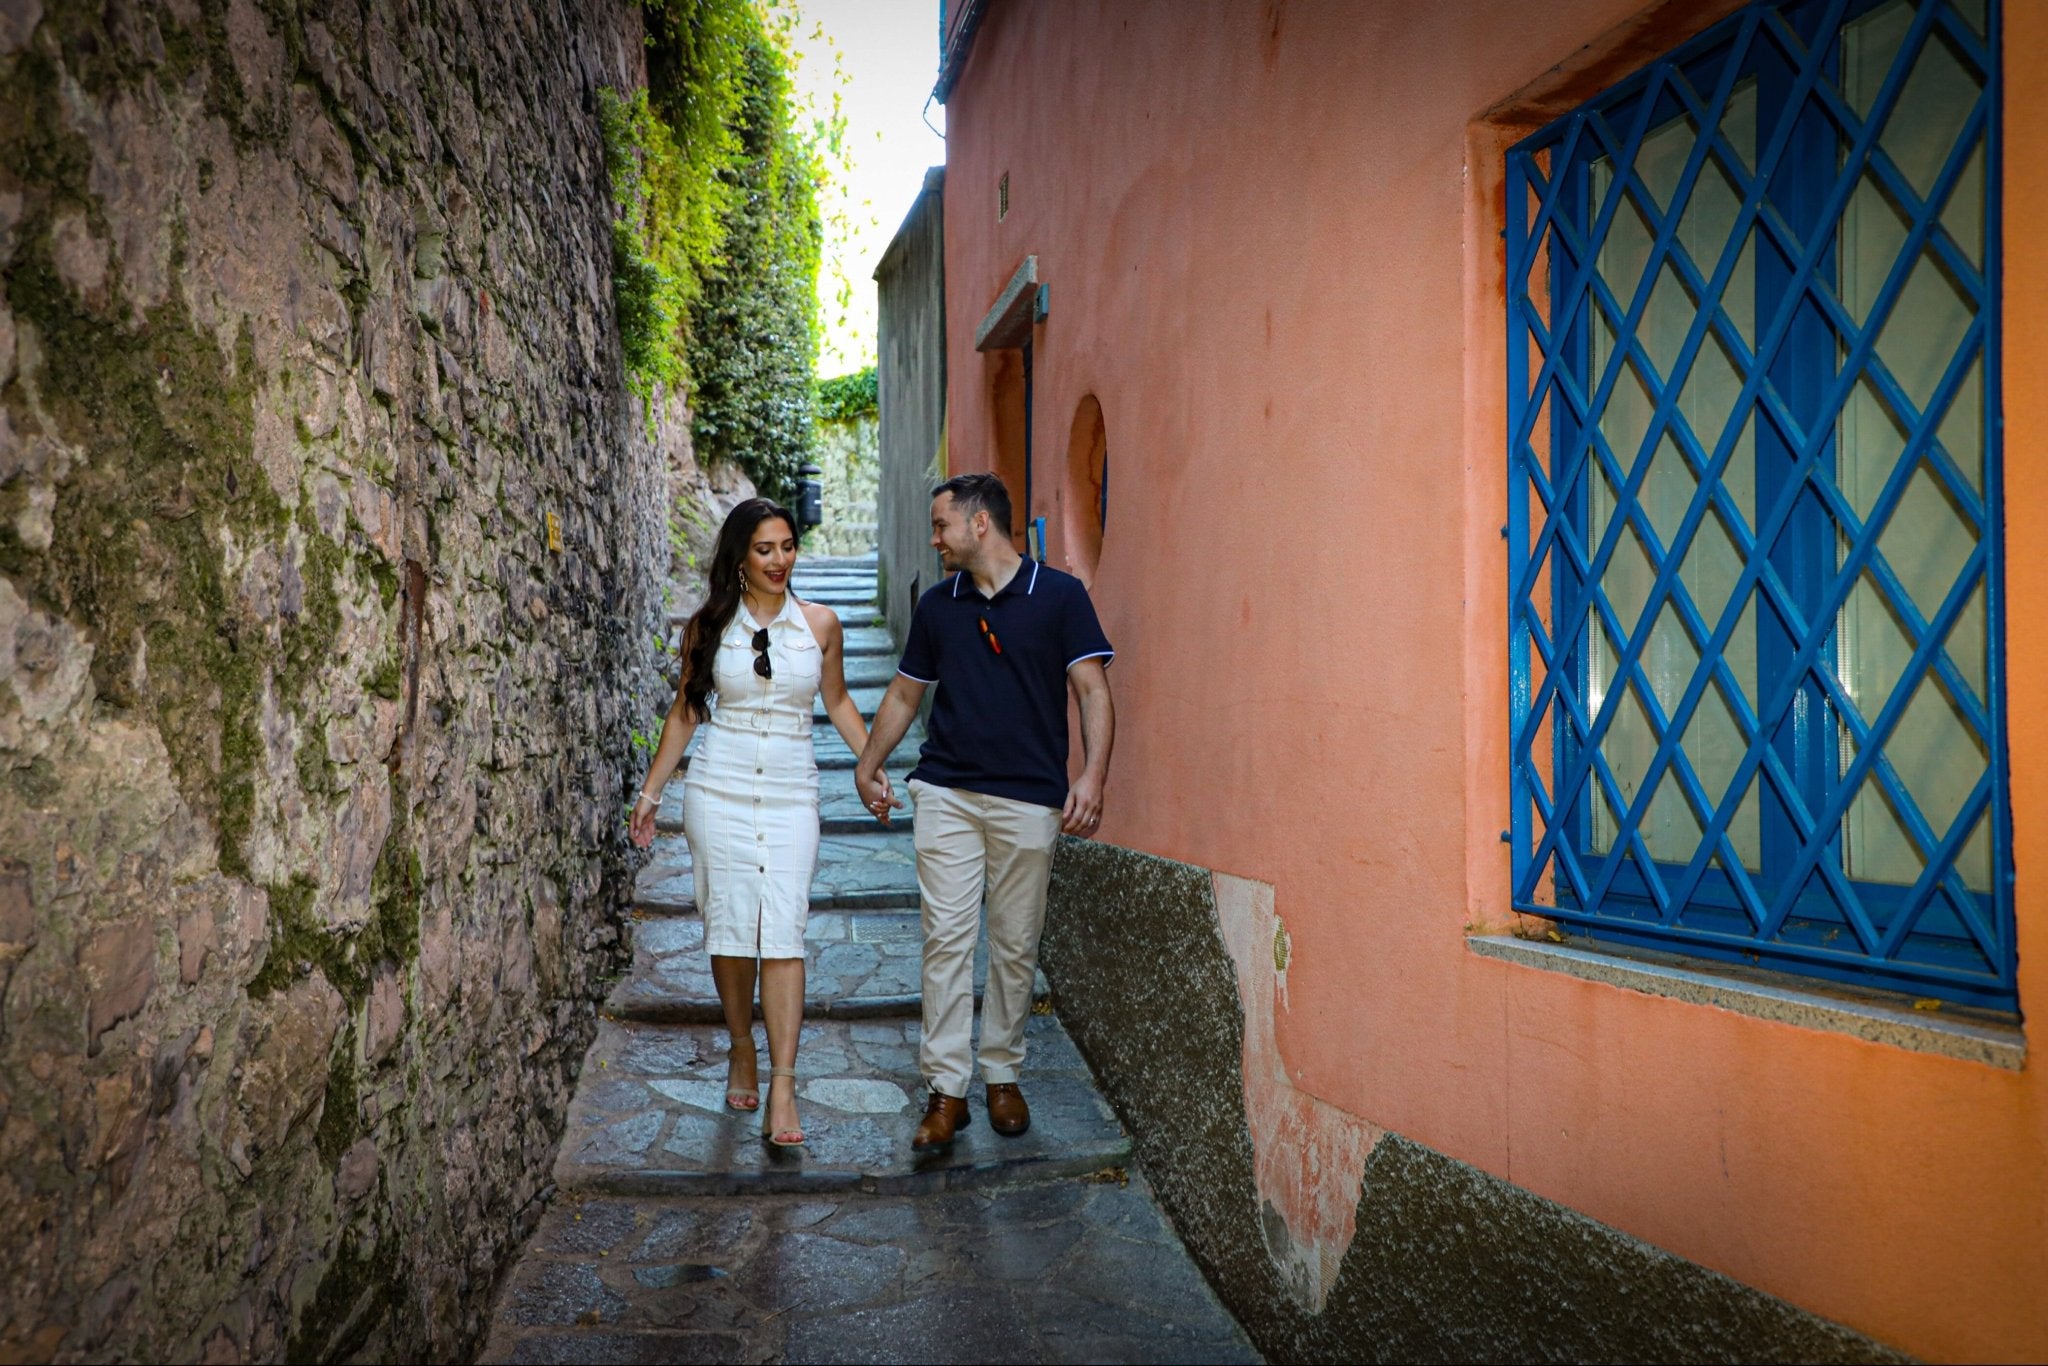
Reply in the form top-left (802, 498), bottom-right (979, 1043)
top-left (1041, 839), bottom-right (1909, 1364)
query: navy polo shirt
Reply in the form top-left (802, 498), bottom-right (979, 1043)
top-left (897, 559), bottom-right (1114, 809)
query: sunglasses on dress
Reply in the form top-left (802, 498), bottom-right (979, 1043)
top-left (751, 627), bottom-right (772, 679)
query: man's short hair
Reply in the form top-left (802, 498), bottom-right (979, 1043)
top-left (932, 472), bottom-right (1013, 537)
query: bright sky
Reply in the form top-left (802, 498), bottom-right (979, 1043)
top-left (784, 0), bottom-right (948, 376)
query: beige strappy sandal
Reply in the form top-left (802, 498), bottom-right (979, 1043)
top-left (762, 1066), bottom-right (805, 1148)
top-left (724, 1045), bottom-right (760, 1112)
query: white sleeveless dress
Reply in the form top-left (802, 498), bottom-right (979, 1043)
top-left (682, 594), bottom-right (823, 959)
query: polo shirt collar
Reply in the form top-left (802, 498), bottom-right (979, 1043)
top-left (953, 558), bottom-right (1040, 601)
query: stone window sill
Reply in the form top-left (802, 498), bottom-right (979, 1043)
top-left (1467, 935), bottom-right (2025, 1071)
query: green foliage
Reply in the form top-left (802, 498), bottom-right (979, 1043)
top-left (598, 88), bottom-right (701, 403)
top-left (683, 11), bottom-right (825, 502)
top-left (813, 364), bottom-right (878, 423)
top-left (600, 1), bottom-right (835, 501)
top-left (598, 0), bottom-right (754, 404)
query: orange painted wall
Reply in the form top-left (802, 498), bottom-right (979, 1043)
top-left (941, 2), bottom-right (2047, 1360)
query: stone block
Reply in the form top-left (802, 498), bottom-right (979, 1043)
top-left (82, 919), bottom-right (157, 1051)
top-left (365, 965), bottom-right (405, 1064)
top-left (331, 779), bottom-right (391, 926)
top-left (0, 859), bottom-right (32, 946)
top-left (0, 1), bottom-right (41, 56)
top-left (290, 85), bottom-right (358, 208)
top-left (232, 975), bottom-right (344, 1161)
top-left (336, 1137), bottom-right (378, 1200)
top-left (91, 1067), bottom-right (148, 1172)
top-left (224, 0), bottom-right (285, 108)
top-left (50, 210), bottom-right (109, 310)
top-left (178, 909), bottom-right (216, 986)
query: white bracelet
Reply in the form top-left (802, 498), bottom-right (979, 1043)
top-left (636, 790), bottom-right (660, 807)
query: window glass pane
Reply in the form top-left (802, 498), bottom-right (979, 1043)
top-left (1836, 1), bottom-right (1989, 894)
top-left (1589, 96), bottom-right (1758, 867)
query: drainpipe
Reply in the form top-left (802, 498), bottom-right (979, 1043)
top-left (1024, 284), bottom-right (1049, 559)
top-left (1022, 334), bottom-right (1033, 556)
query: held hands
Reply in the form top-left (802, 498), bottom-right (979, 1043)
top-left (856, 767), bottom-right (903, 826)
top-left (1061, 773), bottom-right (1105, 837)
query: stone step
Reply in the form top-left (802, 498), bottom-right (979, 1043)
top-left (790, 576), bottom-right (878, 592)
top-left (796, 588), bottom-right (878, 608)
top-left (842, 625), bottom-right (895, 657)
top-left (814, 724), bottom-right (917, 769)
top-left (657, 764), bottom-right (918, 837)
top-left (636, 830), bottom-right (920, 915)
top-left (607, 912), bottom-right (1047, 1023)
top-left (480, 1171), bottom-right (1259, 1365)
top-left (840, 653), bottom-right (899, 688)
top-left (812, 682), bottom-right (888, 722)
top-left (553, 1016), bottom-right (1132, 1196)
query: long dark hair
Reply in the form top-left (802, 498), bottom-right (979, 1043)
top-left (678, 498), bottom-right (799, 721)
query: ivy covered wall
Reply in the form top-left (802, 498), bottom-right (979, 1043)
top-left (808, 364), bottom-right (879, 555)
top-left (600, 0), bottom-right (824, 509)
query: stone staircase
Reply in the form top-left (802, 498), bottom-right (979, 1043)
top-left (480, 554), bottom-right (1257, 1364)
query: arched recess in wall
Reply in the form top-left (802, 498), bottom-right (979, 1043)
top-left (987, 350), bottom-right (1027, 547)
top-left (1062, 394), bottom-right (1107, 584)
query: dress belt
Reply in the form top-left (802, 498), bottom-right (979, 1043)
top-left (710, 712), bottom-right (814, 740)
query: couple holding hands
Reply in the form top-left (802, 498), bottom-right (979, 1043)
top-left (628, 473), bottom-right (1115, 1153)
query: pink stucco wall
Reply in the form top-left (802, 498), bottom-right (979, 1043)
top-left (941, 2), bottom-right (2048, 1359)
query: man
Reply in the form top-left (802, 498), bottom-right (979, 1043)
top-left (856, 473), bottom-right (1115, 1152)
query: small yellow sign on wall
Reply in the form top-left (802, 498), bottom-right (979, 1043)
top-left (545, 510), bottom-right (562, 553)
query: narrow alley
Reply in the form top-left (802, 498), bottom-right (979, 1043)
top-left (479, 555), bottom-right (1258, 1365)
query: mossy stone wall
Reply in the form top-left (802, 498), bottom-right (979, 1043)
top-left (0, 1), bottom-right (669, 1359)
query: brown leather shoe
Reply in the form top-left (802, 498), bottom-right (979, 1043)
top-left (985, 1082), bottom-right (1031, 1136)
top-left (912, 1091), bottom-right (970, 1152)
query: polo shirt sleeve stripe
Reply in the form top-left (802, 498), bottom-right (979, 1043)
top-left (897, 667), bottom-right (939, 684)
top-left (1066, 649), bottom-right (1115, 670)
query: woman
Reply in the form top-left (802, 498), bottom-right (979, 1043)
top-left (629, 498), bottom-right (883, 1149)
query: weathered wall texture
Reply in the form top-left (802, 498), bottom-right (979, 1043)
top-left (0, 0), bottom-right (667, 1359)
top-left (654, 386), bottom-right (755, 621)
top-left (874, 164), bottom-right (944, 645)
top-left (1042, 840), bottom-right (1907, 1364)
top-left (807, 410), bottom-right (878, 557)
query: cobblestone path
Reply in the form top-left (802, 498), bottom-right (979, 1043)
top-left (481, 556), bottom-right (1259, 1365)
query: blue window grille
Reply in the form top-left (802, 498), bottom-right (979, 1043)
top-left (1505, 0), bottom-right (2012, 1009)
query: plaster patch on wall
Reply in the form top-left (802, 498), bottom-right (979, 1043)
top-left (1212, 871), bottom-right (1382, 1312)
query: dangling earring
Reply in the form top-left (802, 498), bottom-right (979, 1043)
top-left (737, 567), bottom-right (748, 593)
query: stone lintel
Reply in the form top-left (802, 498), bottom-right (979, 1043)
top-left (1468, 934), bottom-right (2024, 1070)
top-left (975, 255), bottom-right (1038, 352)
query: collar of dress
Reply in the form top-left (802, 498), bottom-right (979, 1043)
top-left (726, 592), bottom-right (807, 642)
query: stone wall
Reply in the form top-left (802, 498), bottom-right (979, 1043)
top-left (650, 385), bottom-right (754, 625)
top-left (0, 1), bottom-right (670, 1359)
top-left (1040, 840), bottom-right (1909, 1364)
top-left (807, 411), bottom-right (877, 557)
top-left (873, 165), bottom-right (945, 645)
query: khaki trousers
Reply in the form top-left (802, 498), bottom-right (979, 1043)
top-left (908, 780), bottom-right (1062, 1099)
